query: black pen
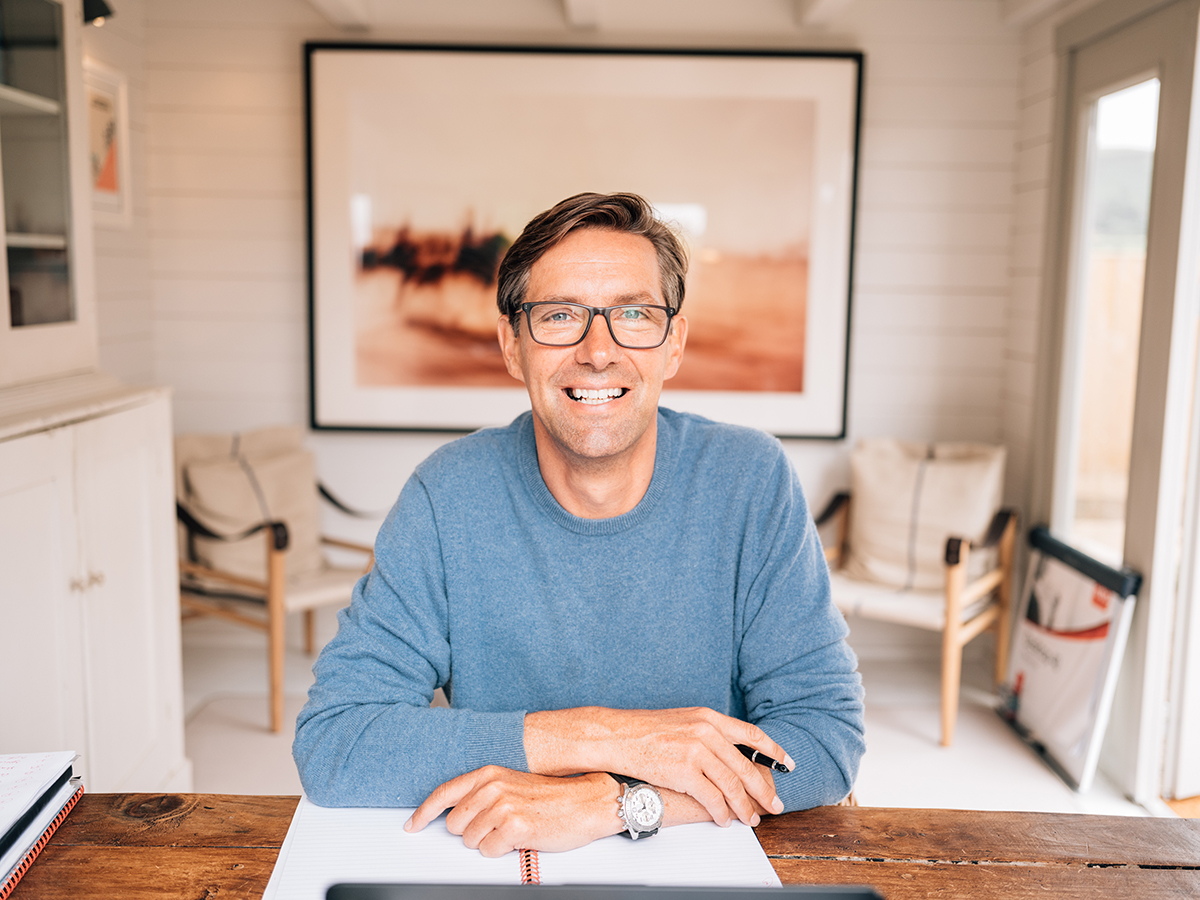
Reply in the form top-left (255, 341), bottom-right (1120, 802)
top-left (737, 744), bottom-right (792, 773)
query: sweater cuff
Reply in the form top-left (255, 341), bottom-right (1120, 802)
top-left (456, 710), bottom-right (529, 773)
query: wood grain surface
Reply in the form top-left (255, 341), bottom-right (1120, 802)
top-left (9, 795), bottom-right (1200, 900)
top-left (756, 805), bottom-right (1200, 899)
top-left (754, 805), bottom-right (1200, 866)
top-left (9, 794), bottom-right (298, 900)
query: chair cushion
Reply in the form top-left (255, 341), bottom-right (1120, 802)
top-left (829, 572), bottom-right (994, 630)
top-left (177, 427), bottom-right (323, 582)
top-left (843, 438), bottom-right (1005, 590)
top-left (283, 564), bottom-right (366, 613)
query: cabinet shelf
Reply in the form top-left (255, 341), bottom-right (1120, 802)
top-left (0, 82), bottom-right (61, 117)
top-left (6, 232), bottom-right (68, 250)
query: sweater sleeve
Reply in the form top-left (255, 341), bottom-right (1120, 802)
top-left (292, 475), bottom-right (529, 807)
top-left (735, 452), bottom-right (866, 811)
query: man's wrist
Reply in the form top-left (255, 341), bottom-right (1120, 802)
top-left (581, 771), bottom-right (626, 840)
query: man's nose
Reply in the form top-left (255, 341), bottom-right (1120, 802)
top-left (575, 310), bottom-right (619, 363)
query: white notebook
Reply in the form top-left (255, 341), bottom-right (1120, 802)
top-left (263, 796), bottom-right (781, 900)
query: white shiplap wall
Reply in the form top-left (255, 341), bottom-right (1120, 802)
top-left (85, 0), bottom-right (153, 385)
top-left (135, 0), bottom-right (1023, 561)
top-left (1005, 0), bottom-right (1096, 520)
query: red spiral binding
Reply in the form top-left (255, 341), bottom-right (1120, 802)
top-left (0, 783), bottom-right (84, 900)
top-left (518, 847), bottom-right (541, 885)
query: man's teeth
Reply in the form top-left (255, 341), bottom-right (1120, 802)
top-left (569, 388), bottom-right (625, 404)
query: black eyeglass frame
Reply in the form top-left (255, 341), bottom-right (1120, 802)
top-left (520, 301), bottom-right (678, 350)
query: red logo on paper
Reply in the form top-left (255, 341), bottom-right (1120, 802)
top-left (1092, 584), bottom-right (1113, 611)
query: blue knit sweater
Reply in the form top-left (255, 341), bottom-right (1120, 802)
top-left (293, 408), bottom-right (864, 811)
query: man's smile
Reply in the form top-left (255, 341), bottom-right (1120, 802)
top-left (567, 387), bottom-right (629, 404)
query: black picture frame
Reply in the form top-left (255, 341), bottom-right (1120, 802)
top-left (306, 42), bottom-right (861, 438)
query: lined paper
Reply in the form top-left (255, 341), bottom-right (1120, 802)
top-left (0, 752), bottom-right (74, 840)
top-left (263, 796), bottom-right (780, 900)
top-left (0, 779), bottom-right (79, 886)
top-left (538, 820), bottom-right (780, 886)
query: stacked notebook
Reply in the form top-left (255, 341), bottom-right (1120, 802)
top-left (0, 751), bottom-right (83, 900)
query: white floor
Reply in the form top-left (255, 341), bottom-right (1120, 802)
top-left (181, 611), bottom-right (1151, 816)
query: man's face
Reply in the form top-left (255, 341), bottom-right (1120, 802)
top-left (498, 227), bottom-right (687, 469)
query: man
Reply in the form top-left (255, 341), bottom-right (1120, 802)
top-left (294, 192), bottom-right (864, 857)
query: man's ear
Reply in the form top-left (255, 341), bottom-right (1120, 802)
top-left (498, 315), bottom-right (526, 384)
top-left (663, 315), bottom-right (688, 381)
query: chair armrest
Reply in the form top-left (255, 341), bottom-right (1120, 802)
top-left (318, 483), bottom-right (388, 519)
top-left (177, 502), bottom-right (289, 551)
top-left (815, 491), bottom-right (851, 527)
top-left (944, 508), bottom-right (1017, 567)
top-left (815, 492), bottom-right (851, 568)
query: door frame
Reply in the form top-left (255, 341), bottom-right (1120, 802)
top-left (1029, 0), bottom-right (1200, 804)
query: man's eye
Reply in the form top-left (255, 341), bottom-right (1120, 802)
top-left (618, 307), bottom-right (646, 320)
top-left (538, 307), bottom-right (581, 323)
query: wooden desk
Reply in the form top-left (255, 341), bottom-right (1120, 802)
top-left (9, 793), bottom-right (1200, 899)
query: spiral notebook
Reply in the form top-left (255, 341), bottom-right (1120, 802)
top-left (263, 796), bottom-right (782, 900)
top-left (0, 751), bottom-right (84, 900)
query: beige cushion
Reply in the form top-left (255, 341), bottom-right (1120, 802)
top-left (176, 427), bottom-right (323, 582)
top-left (843, 439), bottom-right (1005, 590)
top-left (174, 425), bottom-right (304, 495)
top-left (282, 565), bottom-right (367, 613)
top-left (829, 572), bottom-right (995, 631)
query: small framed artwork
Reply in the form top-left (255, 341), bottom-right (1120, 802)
top-left (307, 43), bottom-right (861, 437)
top-left (83, 59), bottom-right (132, 229)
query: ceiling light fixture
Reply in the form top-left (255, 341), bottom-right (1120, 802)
top-left (83, 0), bottom-right (114, 25)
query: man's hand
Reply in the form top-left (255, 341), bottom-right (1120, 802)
top-left (524, 707), bottom-right (791, 829)
top-left (404, 767), bottom-right (621, 857)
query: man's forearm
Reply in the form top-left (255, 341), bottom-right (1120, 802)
top-left (523, 705), bottom-right (786, 828)
top-left (524, 706), bottom-right (614, 775)
top-left (404, 764), bottom-right (772, 856)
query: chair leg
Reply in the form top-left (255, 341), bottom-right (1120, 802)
top-left (304, 609), bottom-right (316, 655)
top-left (993, 513), bottom-right (1017, 687)
top-left (266, 542), bottom-right (287, 734)
top-left (942, 542), bottom-right (969, 748)
top-left (940, 638), bottom-right (963, 747)
top-left (993, 609), bottom-right (1011, 687)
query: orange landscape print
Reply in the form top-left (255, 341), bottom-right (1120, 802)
top-left (353, 227), bottom-right (806, 393)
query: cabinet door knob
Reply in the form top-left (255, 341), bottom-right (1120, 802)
top-left (88, 571), bottom-right (105, 587)
top-left (70, 577), bottom-right (87, 592)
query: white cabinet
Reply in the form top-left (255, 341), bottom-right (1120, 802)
top-left (0, 0), bottom-right (98, 389)
top-left (0, 376), bottom-right (191, 791)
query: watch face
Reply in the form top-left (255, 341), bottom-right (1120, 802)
top-left (628, 786), bottom-right (663, 829)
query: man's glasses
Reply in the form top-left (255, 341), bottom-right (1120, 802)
top-left (521, 302), bottom-right (676, 350)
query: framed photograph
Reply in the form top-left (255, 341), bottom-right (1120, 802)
top-left (307, 44), bottom-right (861, 437)
top-left (82, 58), bottom-right (132, 229)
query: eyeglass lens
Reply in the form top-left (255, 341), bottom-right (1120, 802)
top-left (525, 302), bottom-right (671, 348)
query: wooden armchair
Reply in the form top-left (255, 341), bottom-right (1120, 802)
top-left (175, 427), bottom-right (374, 732)
top-left (818, 491), bottom-right (1018, 747)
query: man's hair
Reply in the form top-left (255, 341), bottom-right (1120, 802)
top-left (496, 192), bottom-right (689, 329)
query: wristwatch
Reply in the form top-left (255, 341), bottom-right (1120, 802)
top-left (608, 773), bottom-right (664, 840)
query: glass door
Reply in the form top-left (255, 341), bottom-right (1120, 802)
top-left (1055, 79), bottom-right (1159, 563)
top-left (1040, 0), bottom-right (1200, 804)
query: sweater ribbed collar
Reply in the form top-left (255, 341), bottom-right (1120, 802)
top-left (517, 409), bottom-right (674, 535)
